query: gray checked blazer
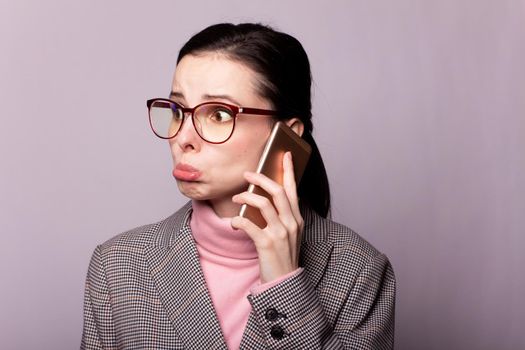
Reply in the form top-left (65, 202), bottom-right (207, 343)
top-left (81, 202), bottom-right (395, 349)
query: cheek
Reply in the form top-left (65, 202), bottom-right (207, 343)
top-left (230, 137), bottom-right (266, 167)
top-left (218, 144), bottom-right (255, 171)
top-left (234, 127), bottom-right (273, 168)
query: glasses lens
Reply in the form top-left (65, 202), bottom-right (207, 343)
top-left (149, 100), bottom-right (183, 138)
top-left (194, 103), bottom-right (235, 143)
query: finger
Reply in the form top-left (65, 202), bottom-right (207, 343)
top-left (232, 191), bottom-right (284, 230)
top-left (282, 152), bottom-right (302, 222)
top-left (243, 171), bottom-right (296, 229)
top-left (231, 215), bottom-right (266, 246)
top-left (234, 189), bottom-right (300, 264)
top-left (282, 152), bottom-right (304, 264)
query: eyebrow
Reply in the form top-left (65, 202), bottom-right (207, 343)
top-left (169, 91), bottom-right (243, 106)
top-left (203, 94), bottom-right (243, 106)
top-left (169, 91), bottom-right (185, 100)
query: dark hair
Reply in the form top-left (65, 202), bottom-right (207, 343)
top-left (177, 23), bottom-right (331, 218)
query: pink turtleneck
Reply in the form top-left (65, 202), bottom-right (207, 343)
top-left (189, 200), bottom-right (302, 349)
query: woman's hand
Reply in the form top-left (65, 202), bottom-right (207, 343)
top-left (231, 152), bottom-right (304, 284)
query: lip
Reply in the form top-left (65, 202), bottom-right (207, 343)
top-left (173, 163), bottom-right (202, 181)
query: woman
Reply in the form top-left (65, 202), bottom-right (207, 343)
top-left (81, 23), bottom-right (395, 349)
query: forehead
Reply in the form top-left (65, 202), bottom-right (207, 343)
top-left (172, 53), bottom-right (268, 106)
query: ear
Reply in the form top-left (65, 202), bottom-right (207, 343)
top-left (284, 118), bottom-right (305, 137)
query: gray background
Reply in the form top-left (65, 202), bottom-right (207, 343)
top-left (1, 0), bottom-right (523, 349)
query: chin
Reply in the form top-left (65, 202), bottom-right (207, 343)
top-left (177, 180), bottom-right (246, 202)
top-left (176, 182), bottom-right (220, 201)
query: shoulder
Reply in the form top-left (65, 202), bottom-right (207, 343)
top-left (300, 205), bottom-right (392, 283)
top-left (96, 201), bottom-right (193, 257)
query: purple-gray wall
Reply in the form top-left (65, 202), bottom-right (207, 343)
top-left (1, 0), bottom-right (523, 349)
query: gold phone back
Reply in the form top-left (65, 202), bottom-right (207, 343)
top-left (239, 122), bottom-right (311, 228)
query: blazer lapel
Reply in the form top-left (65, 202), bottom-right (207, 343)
top-left (145, 203), bottom-right (227, 350)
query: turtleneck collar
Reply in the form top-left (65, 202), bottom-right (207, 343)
top-left (189, 200), bottom-right (258, 260)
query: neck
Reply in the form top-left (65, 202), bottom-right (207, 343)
top-left (190, 199), bottom-right (257, 259)
top-left (208, 197), bottom-right (242, 218)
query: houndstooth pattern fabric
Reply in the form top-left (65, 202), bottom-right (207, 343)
top-left (81, 201), bottom-right (395, 349)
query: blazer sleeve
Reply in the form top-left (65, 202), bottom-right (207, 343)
top-left (247, 252), bottom-right (396, 349)
top-left (81, 246), bottom-right (118, 350)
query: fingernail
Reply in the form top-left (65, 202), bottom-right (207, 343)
top-left (230, 217), bottom-right (239, 230)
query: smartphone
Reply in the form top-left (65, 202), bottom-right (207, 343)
top-left (239, 121), bottom-right (312, 228)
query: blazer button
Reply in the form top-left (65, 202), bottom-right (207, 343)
top-left (270, 325), bottom-right (285, 340)
top-left (265, 308), bottom-right (279, 321)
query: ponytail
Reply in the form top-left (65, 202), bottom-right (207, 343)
top-left (298, 131), bottom-right (331, 218)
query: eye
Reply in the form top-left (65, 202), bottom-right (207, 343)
top-left (173, 110), bottom-right (184, 121)
top-left (209, 108), bottom-right (234, 123)
top-left (171, 106), bottom-right (184, 121)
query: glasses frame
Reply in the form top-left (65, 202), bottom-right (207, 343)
top-left (147, 98), bottom-right (278, 144)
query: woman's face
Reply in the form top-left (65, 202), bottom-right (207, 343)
top-left (168, 53), bottom-right (274, 215)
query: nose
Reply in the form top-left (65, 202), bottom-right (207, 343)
top-left (171, 113), bottom-right (201, 152)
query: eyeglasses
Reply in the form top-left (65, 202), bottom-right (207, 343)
top-left (147, 98), bottom-right (277, 144)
